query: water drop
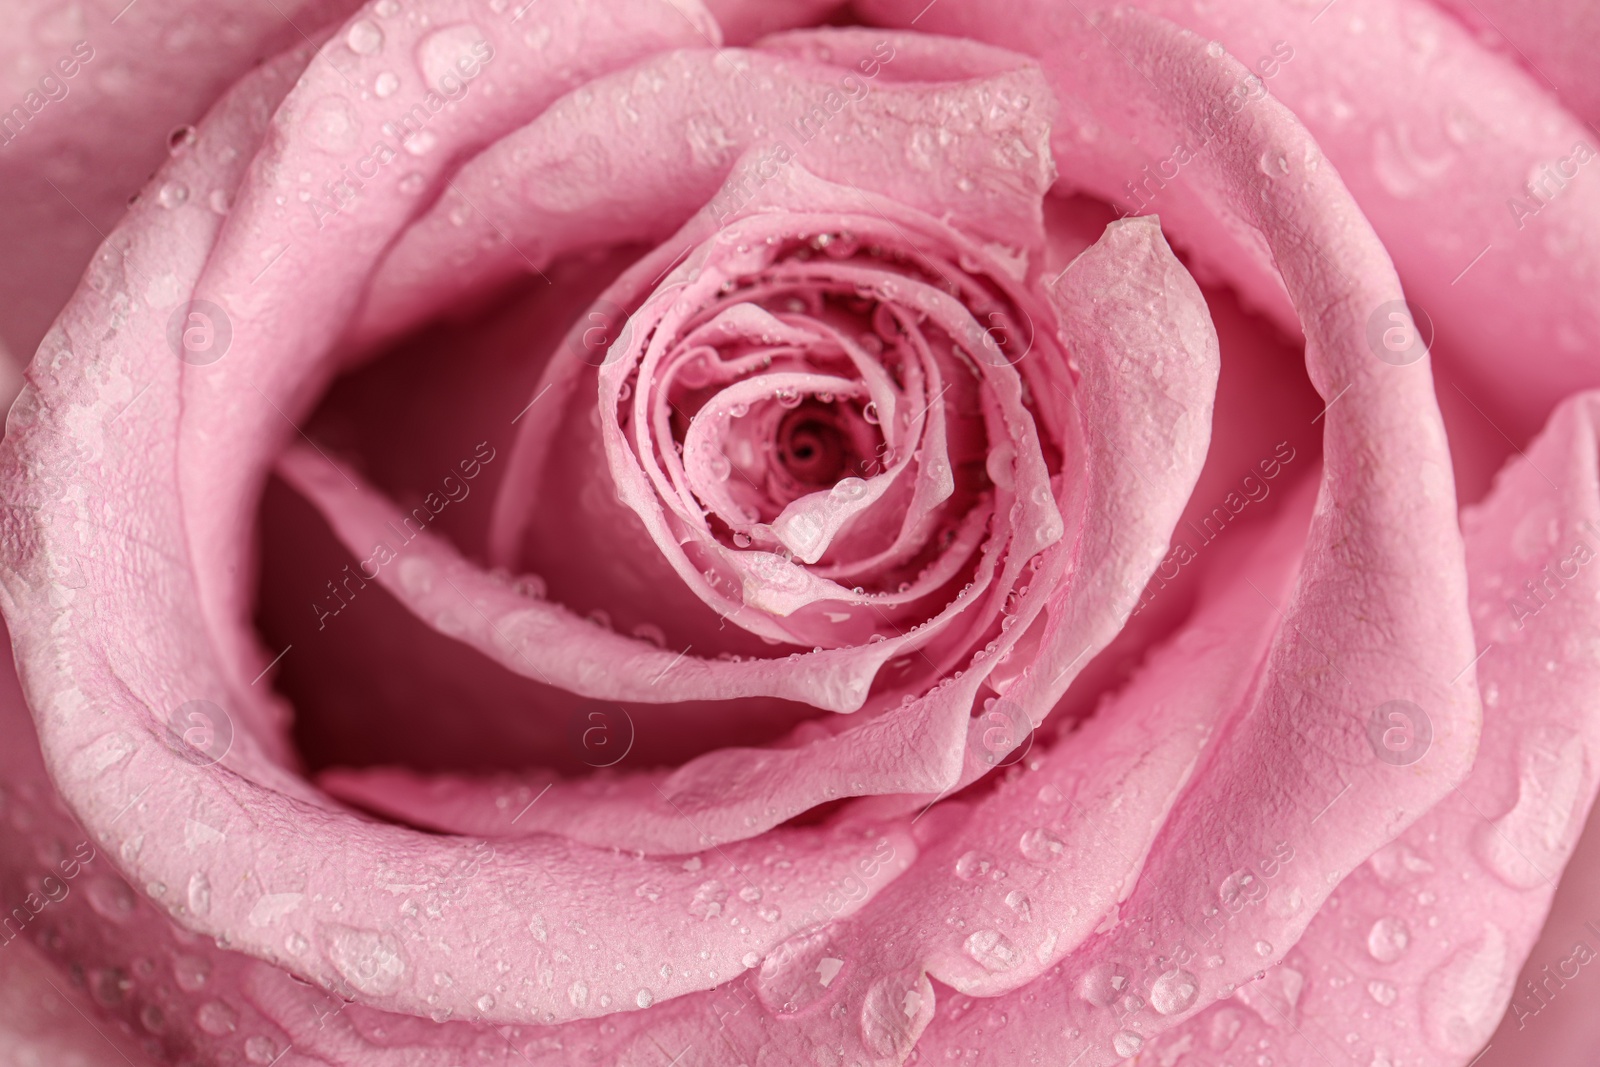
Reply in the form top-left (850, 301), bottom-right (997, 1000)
top-left (167, 125), bottom-right (197, 155)
top-left (1018, 827), bottom-right (1067, 864)
top-left (568, 980), bottom-right (589, 1008)
top-left (195, 1000), bottom-right (237, 1035)
top-left (1149, 968), bottom-right (1199, 1015)
top-left (636, 988), bottom-right (654, 1008)
top-left (416, 24), bottom-right (488, 93)
top-left (157, 182), bottom-right (188, 209)
top-left (859, 973), bottom-right (922, 1058)
top-left (756, 928), bottom-right (841, 1015)
top-left (1367, 979), bottom-right (1398, 1006)
top-left (1077, 962), bottom-right (1130, 1007)
top-left (186, 872), bottom-right (210, 915)
top-left (322, 925), bottom-right (407, 994)
top-left (954, 851), bottom-right (993, 880)
top-left (244, 1036), bottom-right (280, 1064)
top-left (399, 172), bottom-right (427, 195)
top-left (172, 955), bottom-right (210, 992)
top-left (689, 880), bottom-right (728, 919)
top-left (346, 19), bottom-right (384, 55)
top-left (1113, 1030), bottom-right (1145, 1057)
top-left (374, 71), bottom-right (400, 97)
top-left (1420, 923), bottom-right (1508, 1054)
top-left (964, 929), bottom-right (1019, 972)
top-left (1366, 916), bottom-right (1410, 964)
top-left (1255, 940), bottom-right (1274, 957)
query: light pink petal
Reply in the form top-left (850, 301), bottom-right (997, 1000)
top-left (1136, 389), bottom-right (1600, 1066)
top-left (828, 9), bottom-right (1483, 1064)
top-left (861, 0), bottom-right (1600, 437)
top-left (0, 4), bottom-right (961, 1031)
top-left (1430, 0), bottom-right (1600, 127)
top-left (0, 0), bottom-right (364, 358)
top-left (346, 35), bottom-right (1053, 354)
top-left (176, 0), bottom-right (722, 694)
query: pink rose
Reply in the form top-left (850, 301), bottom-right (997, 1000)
top-left (0, 1), bottom-right (1597, 1065)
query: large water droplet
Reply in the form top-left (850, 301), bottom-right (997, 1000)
top-left (322, 924), bottom-right (407, 995)
top-left (1420, 923), bottom-right (1508, 1054)
top-left (756, 927), bottom-right (841, 1015)
top-left (173, 955), bottom-right (209, 992)
top-left (954, 851), bottom-right (993, 880)
top-left (1077, 961), bottom-right (1130, 1007)
top-left (1112, 1030), bottom-right (1144, 1057)
top-left (416, 24), bottom-right (488, 93)
top-left (195, 1000), bottom-right (237, 1035)
top-left (186, 872), bottom-right (211, 916)
top-left (859, 972), bottom-right (923, 1059)
top-left (1366, 916), bottom-right (1410, 964)
top-left (1475, 727), bottom-right (1586, 889)
top-left (1149, 968), bottom-right (1199, 1015)
top-left (86, 877), bottom-right (139, 922)
top-left (346, 19), bottom-right (384, 55)
top-left (1018, 827), bottom-right (1067, 864)
top-left (963, 929), bottom-right (1019, 972)
top-left (689, 880), bottom-right (728, 920)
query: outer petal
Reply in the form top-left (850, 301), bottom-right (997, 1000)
top-left (1135, 390), bottom-right (1600, 1066)
top-left (861, 0), bottom-right (1600, 436)
top-left (1430, 0), bottom-right (1600, 127)
top-left (0, 0), bottom-right (934, 1033)
top-left (0, 0), bottom-right (364, 358)
top-left (845, 9), bottom-right (1481, 1064)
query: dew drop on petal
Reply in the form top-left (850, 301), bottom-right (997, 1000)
top-left (346, 19), bottom-right (384, 55)
top-left (1366, 916), bottom-right (1410, 964)
top-left (1149, 969), bottom-right (1199, 1015)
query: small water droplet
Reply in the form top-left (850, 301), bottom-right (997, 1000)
top-left (636, 988), bottom-right (654, 1008)
top-left (1113, 1030), bottom-right (1145, 1057)
top-left (399, 172), bottom-right (427, 194)
top-left (374, 70), bottom-right (400, 97)
top-left (167, 125), bottom-right (197, 155)
top-left (157, 182), bottom-right (188, 209)
top-left (1367, 979), bottom-right (1398, 1006)
top-left (568, 980), bottom-right (589, 1008)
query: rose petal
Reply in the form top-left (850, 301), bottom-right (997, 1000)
top-left (346, 35), bottom-right (1054, 354)
top-left (862, 0), bottom-right (1600, 435)
top-left (1134, 389), bottom-right (1600, 1065)
top-left (176, 0), bottom-right (722, 691)
top-left (0, 0), bottom-right (364, 357)
top-left (824, 9), bottom-right (1482, 1063)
